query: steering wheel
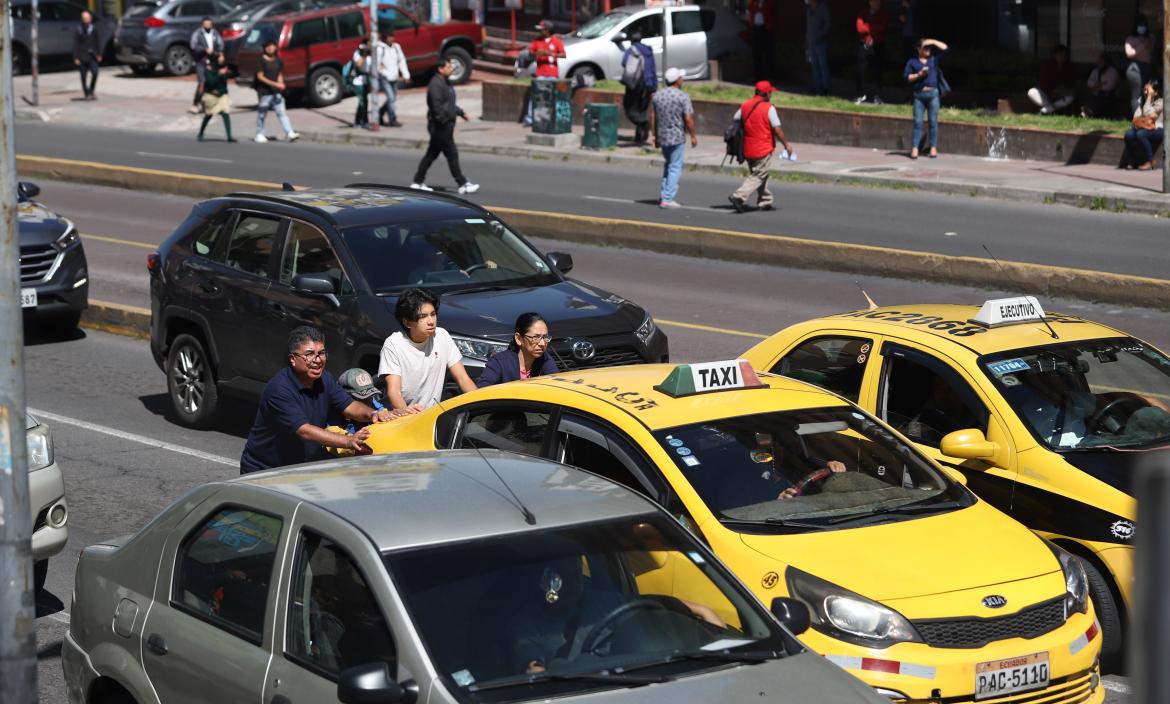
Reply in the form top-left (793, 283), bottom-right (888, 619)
top-left (462, 263), bottom-right (489, 275)
top-left (1086, 395), bottom-right (1143, 434)
top-left (578, 599), bottom-right (670, 657)
top-left (790, 468), bottom-right (833, 497)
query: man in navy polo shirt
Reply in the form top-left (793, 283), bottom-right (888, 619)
top-left (240, 326), bottom-right (395, 474)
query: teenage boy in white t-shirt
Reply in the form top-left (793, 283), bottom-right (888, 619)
top-left (378, 288), bottom-right (477, 412)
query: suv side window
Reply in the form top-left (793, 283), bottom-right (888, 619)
top-left (458, 406), bottom-right (552, 458)
top-left (279, 220), bottom-right (349, 292)
top-left (879, 345), bottom-right (988, 447)
top-left (225, 214), bottom-right (282, 278)
top-left (172, 507), bottom-right (283, 642)
top-left (334, 11), bottom-right (365, 40)
top-left (774, 335), bottom-right (873, 403)
top-left (286, 531), bottom-right (396, 678)
top-left (179, 1), bottom-right (218, 17)
top-left (191, 213), bottom-right (231, 259)
top-left (288, 17), bottom-right (328, 48)
top-left (670, 9), bottom-right (703, 35)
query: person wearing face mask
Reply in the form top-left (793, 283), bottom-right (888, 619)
top-left (189, 17), bottom-right (224, 114)
top-left (1125, 16), bottom-right (1155, 113)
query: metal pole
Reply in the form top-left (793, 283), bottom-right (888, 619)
top-left (1134, 460), bottom-right (1170, 704)
top-left (0, 0), bottom-right (37, 698)
top-left (1162, 0), bottom-right (1168, 193)
top-left (28, 0), bottom-right (38, 106)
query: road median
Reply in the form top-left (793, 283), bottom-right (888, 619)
top-left (20, 155), bottom-right (1170, 311)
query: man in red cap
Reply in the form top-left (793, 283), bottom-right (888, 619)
top-left (524, 20), bottom-right (567, 126)
top-left (729, 81), bottom-right (794, 213)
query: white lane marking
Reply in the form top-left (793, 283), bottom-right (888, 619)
top-left (944, 231), bottom-right (958, 236)
top-left (28, 408), bottom-right (237, 467)
top-left (583, 194), bottom-right (733, 214)
top-left (135, 151), bottom-right (234, 164)
top-left (1102, 677), bottom-right (1130, 694)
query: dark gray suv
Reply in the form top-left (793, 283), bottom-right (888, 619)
top-left (115, 0), bottom-right (239, 75)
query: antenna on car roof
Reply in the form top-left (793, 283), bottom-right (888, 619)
top-left (475, 449), bottom-right (537, 525)
top-left (853, 281), bottom-right (878, 310)
top-left (981, 244), bottom-right (1059, 339)
top-left (281, 182), bottom-right (296, 192)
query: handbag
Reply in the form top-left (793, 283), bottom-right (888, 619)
top-left (1133, 115), bottom-right (1157, 131)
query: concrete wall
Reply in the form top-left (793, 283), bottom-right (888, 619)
top-left (481, 81), bottom-right (1127, 165)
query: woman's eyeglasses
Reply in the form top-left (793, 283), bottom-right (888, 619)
top-left (522, 334), bottom-right (552, 343)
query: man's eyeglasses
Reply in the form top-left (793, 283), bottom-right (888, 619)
top-left (292, 350), bottom-right (328, 362)
top-left (522, 334), bottom-right (552, 342)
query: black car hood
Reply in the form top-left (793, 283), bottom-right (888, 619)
top-left (1060, 446), bottom-right (1170, 496)
top-left (420, 279), bottom-right (646, 340)
top-left (18, 201), bottom-right (70, 246)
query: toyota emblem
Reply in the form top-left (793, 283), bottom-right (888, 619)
top-left (571, 339), bottom-right (596, 361)
top-left (981, 595), bottom-right (1008, 609)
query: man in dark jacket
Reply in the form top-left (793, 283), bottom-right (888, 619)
top-left (189, 17), bottom-right (224, 113)
top-left (411, 59), bottom-right (480, 194)
top-left (72, 11), bottom-right (101, 100)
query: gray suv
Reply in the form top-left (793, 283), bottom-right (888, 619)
top-left (115, 0), bottom-right (239, 75)
top-left (9, 0), bottom-right (116, 74)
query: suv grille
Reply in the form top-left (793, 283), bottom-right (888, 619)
top-left (20, 244), bottom-right (58, 284)
top-left (912, 597), bottom-right (1065, 649)
top-left (550, 345), bottom-right (643, 371)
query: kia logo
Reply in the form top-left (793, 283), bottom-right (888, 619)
top-left (571, 339), bottom-right (596, 361)
top-left (982, 595), bottom-right (1008, 609)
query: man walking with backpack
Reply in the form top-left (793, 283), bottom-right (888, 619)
top-left (620, 32), bottom-right (656, 144)
top-left (729, 81), bottom-right (794, 213)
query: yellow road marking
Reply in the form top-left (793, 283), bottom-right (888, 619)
top-left (17, 154), bottom-right (282, 189)
top-left (656, 319), bottom-right (769, 340)
top-left (82, 233), bottom-right (156, 250)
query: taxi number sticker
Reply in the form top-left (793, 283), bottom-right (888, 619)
top-left (549, 377), bottom-right (659, 411)
top-left (987, 358), bottom-right (1031, 376)
top-left (974, 652), bottom-right (1049, 701)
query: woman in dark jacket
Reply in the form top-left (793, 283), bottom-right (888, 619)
top-left (477, 312), bottom-right (558, 387)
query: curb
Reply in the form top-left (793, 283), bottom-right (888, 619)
top-left (81, 300), bottom-right (151, 339)
top-left (19, 155), bottom-right (1170, 311)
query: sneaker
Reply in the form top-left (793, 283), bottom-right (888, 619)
top-left (659, 200), bottom-right (682, 209)
top-left (286, 131), bottom-right (300, 142)
top-left (187, 105), bottom-right (202, 114)
top-left (410, 183), bottom-right (433, 191)
top-left (728, 195), bottom-right (746, 213)
top-left (458, 182), bottom-right (481, 195)
top-left (254, 134), bottom-right (268, 143)
top-left (853, 95), bottom-right (867, 105)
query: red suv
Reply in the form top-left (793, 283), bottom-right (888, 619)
top-left (236, 3), bottom-right (483, 106)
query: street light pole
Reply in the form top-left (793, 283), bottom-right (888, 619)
top-left (0, 0), bottom-right (37, 701)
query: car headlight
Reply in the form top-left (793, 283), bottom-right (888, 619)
top-left (635, 313), bottom-right (657, 344)
top-left (52, 219), bottom-right (79, 252)
top-left (451, 334), bottom-right (510, 362)
top-left (1046, 542), bottom-right (1089, 618)
top-left (786, 567), bottom-right (921, 648)
top-left (27, 423), bottom-right (53, 471)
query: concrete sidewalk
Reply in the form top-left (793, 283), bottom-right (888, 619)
top-left (15, 67), bottom-right (1170, 215)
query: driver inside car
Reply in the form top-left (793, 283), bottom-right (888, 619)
top-left (704, 429), bottom-right (848, 509)
top-left (1000, 365), bottom-right (1096, 448)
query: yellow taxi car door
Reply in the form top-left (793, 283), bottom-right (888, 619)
top-left (751, 330), bottom-right (884, 410)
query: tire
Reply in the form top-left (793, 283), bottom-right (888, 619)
top-left (129, 63), bottom-right (156, 76)
top-left (163, 44), bottom-right (195, 75)
top-left (307, 66), bottom-right (343, 107)
top-left (569, 63), bottom-right (601, 83)
top-left (166, 333), bottom-right (218, 429)
top-left (1075, 556), bottom-right (1124, 673)
top-left (33, 559), bottom-right (47, 593)
top-left (442, 46), bottom-right (473, 85)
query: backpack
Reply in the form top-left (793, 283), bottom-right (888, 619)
top-left (723, 99), bottom-right (765, 165)
top-left (342, 59), bottom-right (357, 88)
top-left (620, 49), bottom-right (645, 88)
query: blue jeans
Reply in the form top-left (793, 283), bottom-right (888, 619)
top-left (809, 42), bottom-right (830, 95)
top-left (912, 88), bottom-right (940, 150)
top-left (256, 93), bottom-right (294, 136)
top-left (374, 76), bottom-right (398, 124)
top-left (660, 142), bottom-right (685, 203)
top-left (1124, 126), bottom-right (1164, 165)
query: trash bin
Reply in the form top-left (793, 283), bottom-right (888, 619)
top-left (582, 103), bottom-right (618, 149)
top-left (531, 79), bottom-right (572, 134)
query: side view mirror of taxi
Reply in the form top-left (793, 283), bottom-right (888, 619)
top-left (292, 273), bottom-right (341, 307)
top-left (769, 597), bottom-right (810, 635)
top-left (940, 428), bottom-right (999, 460)
top-left (546, 251), bottom-right (574, 274)
top-left (18, 181), bottom-right (40, 199)
top-left (338, 663), bottom-right (418, 704)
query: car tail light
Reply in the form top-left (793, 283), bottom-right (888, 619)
top-left (222, 28), bottom-right (243, 39)
top-left (144, 16), bottom-right (166, 27)
top-left (147, 252), bottom-right (160, 274)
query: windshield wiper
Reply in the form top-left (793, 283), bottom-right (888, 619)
top-left (445, 284), bottom-right (514, 295)
top-left (467, 670), bottom-right (669, 692)
top-left (619, 649), bottom-right (779, 674)
top-left (825, 499), bottom-right (967, 525)
top-left (720, 517), bottom-right (827, 531)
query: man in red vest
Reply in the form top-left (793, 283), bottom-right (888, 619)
top-left (729, 81), bottom-right (794, 213)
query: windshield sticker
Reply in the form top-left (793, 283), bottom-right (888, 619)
top-left (681, 455), bottom-right (701, 467)
top-left (451, 670), bottom-right (475, 687)
top-left (676, 447), bottom-right (693, 456)
top-left (750, 450), bottom-right (773, 464)
top-left (668, 438), bottom-right (684, 447)
top-left (988, 358), bottom-right (1031, 376)
top-left (1000, 374), bottom-right (1021, 387)
top-left (687, 551), bottom-right (706, 564)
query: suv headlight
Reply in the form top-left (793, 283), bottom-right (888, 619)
top-left (787, 567), bottom-right (922, 648)
top-left (1046, 542), bottom-right (1089, 618)
top-left (27, 422), bottom-right (53, 471)
top-left (52, 219), bottom-right (79, 252)
top-left (635, 313), bottom-right (657, 344)
top-left (451, 334), bottom-right (509, 362)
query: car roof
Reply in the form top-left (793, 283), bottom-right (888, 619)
top-left (222, 185), bottom-right (488, 228)
top-left (266, 2), bottom-right (365, 21)
top-left (522, 364), bottom-right (851, 431)
top-left (796, 303), bottom-right (1131, 357)
top-left (237, 450), bottom-right (658, 550)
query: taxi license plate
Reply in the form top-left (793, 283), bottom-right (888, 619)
top-left (975, 652), bottom-right (1049, 700)
top-left (20, 288), bottom-right (37, 309)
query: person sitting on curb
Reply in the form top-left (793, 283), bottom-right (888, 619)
top-left (1027, 45), bottom-right (1076, 115)
top-left (1122, 78), bottom-right (1163, 171)
top-left (728, 80), bottom-right (794, 214)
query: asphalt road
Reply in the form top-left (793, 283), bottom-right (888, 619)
top-left (16, 122), bottom-right (1170, 281)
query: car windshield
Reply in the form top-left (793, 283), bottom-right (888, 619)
top-left (221, 1), bottom-right (266, 21)
top-left (340, 218), bottom-right (559, 294)
top-left (244, 20), bottom-right (280, 47)
top-left (654, 407), bottom-right (971, 530)
top-left (384, 515), bottom-right (787, 703)
top-left (981, 337), bottom-right (1170, 450)
top-left (573, 10), bottom-right (629, 38)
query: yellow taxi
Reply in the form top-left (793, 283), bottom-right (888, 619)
top-left (743, 296), bottom-right (1169, 670)
top-left (364, 359), bottom-right (1104, 703)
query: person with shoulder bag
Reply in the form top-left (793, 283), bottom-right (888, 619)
top-left (1123, 78), bottom-right (1164, 170)
top-left (620, 32), bottom-right (656, 144)
top-left (728, 81), bottom-right (793, 214)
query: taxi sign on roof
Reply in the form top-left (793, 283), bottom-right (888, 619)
top-left (655, 359), bottom-right (764, 398)
top-left (970, 296), bottom-right (1047, 328)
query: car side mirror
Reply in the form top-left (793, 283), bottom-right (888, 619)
top-left (292, 273), bottom-right (341, 307)
top-left (940, 428), bottom-right (999, 461)
top-left (338, 663), bottom-right (418, 704)
top-left (18, 181), bottom-right (40, 199)
top-left (546, 251), bottom-right (573, 274)
top-left (613, 30), bottom-right (628, 44)
top-left (769, 597), bottom-right (810, 635)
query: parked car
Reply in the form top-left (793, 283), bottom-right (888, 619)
top-left (218, 0), bottom-right (350, 70)
top-left (9, 0), bottom-right (116, 74)
top-left (27, 412), bottom-right (68, 596)
top-left (62, 450), bottom-right (888, 704)
top-left (17, 181), bottom-right (88, 333)
top-left (114, 0), bottom-right (241, 76)
top-left (235, 3), bottom-right (482, 106)
top-left (148, 184), bottom-right (667, 428)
